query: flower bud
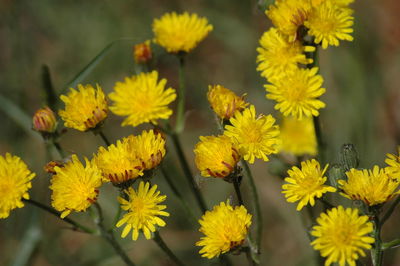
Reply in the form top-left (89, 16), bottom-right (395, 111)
top-left (32, 107), bottom-right (57, 133)
top-left (339, 144), bottom-right (359, 171)
top-left (328, 164), bottom-right (345, 188)
top-left (133, 40), bottom-right (152, 64)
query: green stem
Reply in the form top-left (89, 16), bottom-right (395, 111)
top-left (219, 255), bottom-right (233, 266)
top-left (24, 199), bottom-right (94, 234)
top-left (175, 54), bottom-right (185, 133)
top-left (381, 195), bottom-right (400, 225)
top-left (371, 215), bottom-right (383, 266)
top-left (52, 140), bottom-right (66, 158)
top-left (98, 130), bottom-right (111, 146)
top-left (242, 246), bottom-right (256, 266)
top-left (242, 160), bottom-right (262, 256)
top-left (94, 203), bottom-right (135, 266)
top-left (153, 231), bottom-right (185, 266)
top-left (382, 238), bottom-right (400, 250)
top-left (170, 132), bottom-right (207, 213)
top-left (160, 164), bottom-right (197, 225)
top-left (233, 175), bottom-right (244, 206)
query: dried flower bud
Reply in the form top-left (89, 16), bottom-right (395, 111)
top-left (33, 107), bottom-right (57, 133)
top-left (133, 40), bottom-right (152, 64)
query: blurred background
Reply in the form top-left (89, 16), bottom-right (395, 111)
top-left (1, 0), bottom-right (400, 265)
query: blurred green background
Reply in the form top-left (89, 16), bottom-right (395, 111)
top-left (1, 0), bottom-right (400, 265)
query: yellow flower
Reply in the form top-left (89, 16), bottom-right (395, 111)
top-left (196, 201), bottom-right (252, 259)
top-left (59, 84), bottom-right (108, 131)
top-left (133, 40), bottom-right (152, 64)
top-left (265, 67), bottom-right (326, 119)
top-left (0, 153), bottom-right (36, 218)
top-left (266, 0), bottom-right (313, 40)
top-left (126, 130), bottom-right (166, 170)
top-left (207, 85), bottom-right (248, 120)
top-left (279, 115), bottom-right (317, 156)
top-left (257, 27), bottom-right (315, 81)
top-left (385, 147), bottom-right (400, 181)
top-left (32, 107), bottom-right (57, 133)
top-left (109, 71), bottom-right (177, 127)
top-left (224, 105), bottom-right (280, 164)
top-left (194, 135), bottom-right (240, 178)
top-left (339, 166), bottom-right (400, 206)
top-left (116, 181), bottom-right (169, 240)
top-left (93, 139), bottom-right (144, 184)
top-left (305, 1), bottom-right (354, 49)
top-left (282, 159), bottom-right (335, 211)
top-left (312, 0), bottom-right (354, 7)
top-left (50, 155), bottom-right (103, 218)
top-left (311, 206), bottom-right (374, 266)
top-left (152, 12), bottom-right (213, 53)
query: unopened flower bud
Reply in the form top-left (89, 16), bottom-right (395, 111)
top-left (32, 107), bottom-right (57, 133)
top-left (133, 40), bottom-right (152, 64)
top-left (339, 144), bottom-right (359, 171)
top-left (328, 164), bottom-right (345, 188)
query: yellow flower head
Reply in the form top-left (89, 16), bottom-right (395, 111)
top-left (265, 67), bottom-right (326, 119)
top-left (50, 155), bottom-right (103, 218)
top-left (207, 85), bottom-right (248, 120)
top-left (116, 181), bottom-right (169, 240)
top-left (257, 27), bottom-right (315, 81)
top-left (126, 130), bottom-right (166, 170)
top-left (224, 105), bottom-right (280, 164)
top-left (194, 135), bottom-right (240, 178)
top-left (0, 153), bottom-right (36, 218)
top-left (312, 0), bottom-right (354, 7)
top-left (385, 147), bottom-right (400, 181)
top-left (196, 201), bottom-right (252, 259)
top-left (93, 139), bottom-right (144, 184)
top-left (311, 206), bottom-right (374, 266)
top-left (133, 40), bottom-right (152, 64)
top-left (305, 1), bottom-right (354, 49)
top-left (279, 115), bottom-right (317, 156)
top-left (109, 71), bottom-right (177, 127)
top-left (152, 12), bottom-right (213, 53)
top-left (266, 0), bottom-right (313, 40)
top-left (59, 84), bottom-right (108, 131)
top-left (32, 106), bottom-right (57, 133)
top-left (282, 159), bottom-right (335, 211)
top-left (339, 166), bottom-right (400, 206)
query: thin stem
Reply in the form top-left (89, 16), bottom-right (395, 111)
top-left (175, 55), bottom-right (185, 133)
top-left (371, 215), bottom-right (383, 266)
top-left (160, 164), bottom-right (197, 225)
top-left (313, 115), bottom-right (325, 164)
top-left (98, 130), bottom-right (111, 146)
top-left (94, 203), bottom-right (135, 266)
top-left (382, 238), bottom-right (400, 250)
top-left (52, 140), bottom-right (66, 158)
top-left (242, 246), bottom-right (256, 266)
top-left (242, 160), bottom-right (262, 256)
top-left (170, 132), bottom-right (207, 213)
top-left (24, 199), bottom-right (94, 234)
top-left (381, 195), bottom-right (400, 225)
top-left (233, 176), bottom-right (244, 206)
top-left (153, 231), bottom-right (185, 266)
top-left (219, 255), bottom-right (233, 266)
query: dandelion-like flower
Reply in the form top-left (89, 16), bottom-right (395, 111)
top-left (126, 130), bottom-right (166, 170)
top-left (116, 181), bottom-right (169, 240)
top-left (32, 107), bottom-right (57, 133)
top-left (50, 155), bottom-right (103, 218)
top-left (133, 40), bottom-right (152, 64)
top-left (265, 67), bottom-right (326, 119)
top-left (279, 115), bottom-right (317, 156)
top-left (152, 12), bottom-right (213, 53)
top-left (311, 206), bottom-right (374, 266)
top-left (305, 1), bottom-right (354, 49)
top-left (196, 201), bottom-right (252, 259)
top-left (207, 85), bottom-right (248, 120)
top-left (385, 147), bottom-right (400, 181)
top-left (339, 166), bottom-right (400, 206)
top-left (93, 139), bottom-right (143, 184)
top-left (282, 159), bottom-right (335, 211)
top-left (0, 153), bottom-right (36, 218)
top-left (59, 84), bottom-right (108, 131)
top-left (224, 105), bottom-right (280, 164)
top-left (257, 27), bottom-right (314, 81)
top-left (109, 71), bottom-right (177, 127)
top-left (194, 135), bottom-right (240, 178)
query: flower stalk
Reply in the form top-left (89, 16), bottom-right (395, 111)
top-left (175, 54), bottom-right (186, 133)
top-left (371, 214), bottom-right (383, 266)
top-left (153, 231), bottom-right (185, 266)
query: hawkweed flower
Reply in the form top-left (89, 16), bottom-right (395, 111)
top-left (385, 147), bottom-right (400, 181)
top-left (305, 1), bottom-right (354, 49)
top-left (256, 27), bottom-right (315, 81)
top-left (93, 139), bottom-right (143, 184)
top-left (207, 85), bottom-right (248, 120)
top-left (50, 154), bottom-right (103, 218)
top-left (126, 130), bottom-right (166, 170)
top-left (224, 105), bottom-right (280, 164)
top-left (312, 0), bottom-right (354, 7)
top-left (32, 107), bottom-right (57, 133)
top-left (265, 67), bottom-right (326, 119)
top-left (59, 84), bottom-right (108, 131)
top-left (0, 153), bottom-right (36, 218)
top-left (194, 135), bottom-right (240, 178)
top-left (339, 166), bottom-right (400, 206)
top-left (109, 71), bottom-right (177, 127)
top-left (311, 206), bottom-right (374, 266)
top-left (133, 40), bottom-right (152, 64)
top-left (196, 201), bottom-right (252, 259)
top-left (282, 159), bottom-right (335, 211)
top-left (279, 115), bottom-right (317, 156)
top-left (116, 181), bottom-right (169, 240)
top-left (152, 12), bottom-right (213, 53)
